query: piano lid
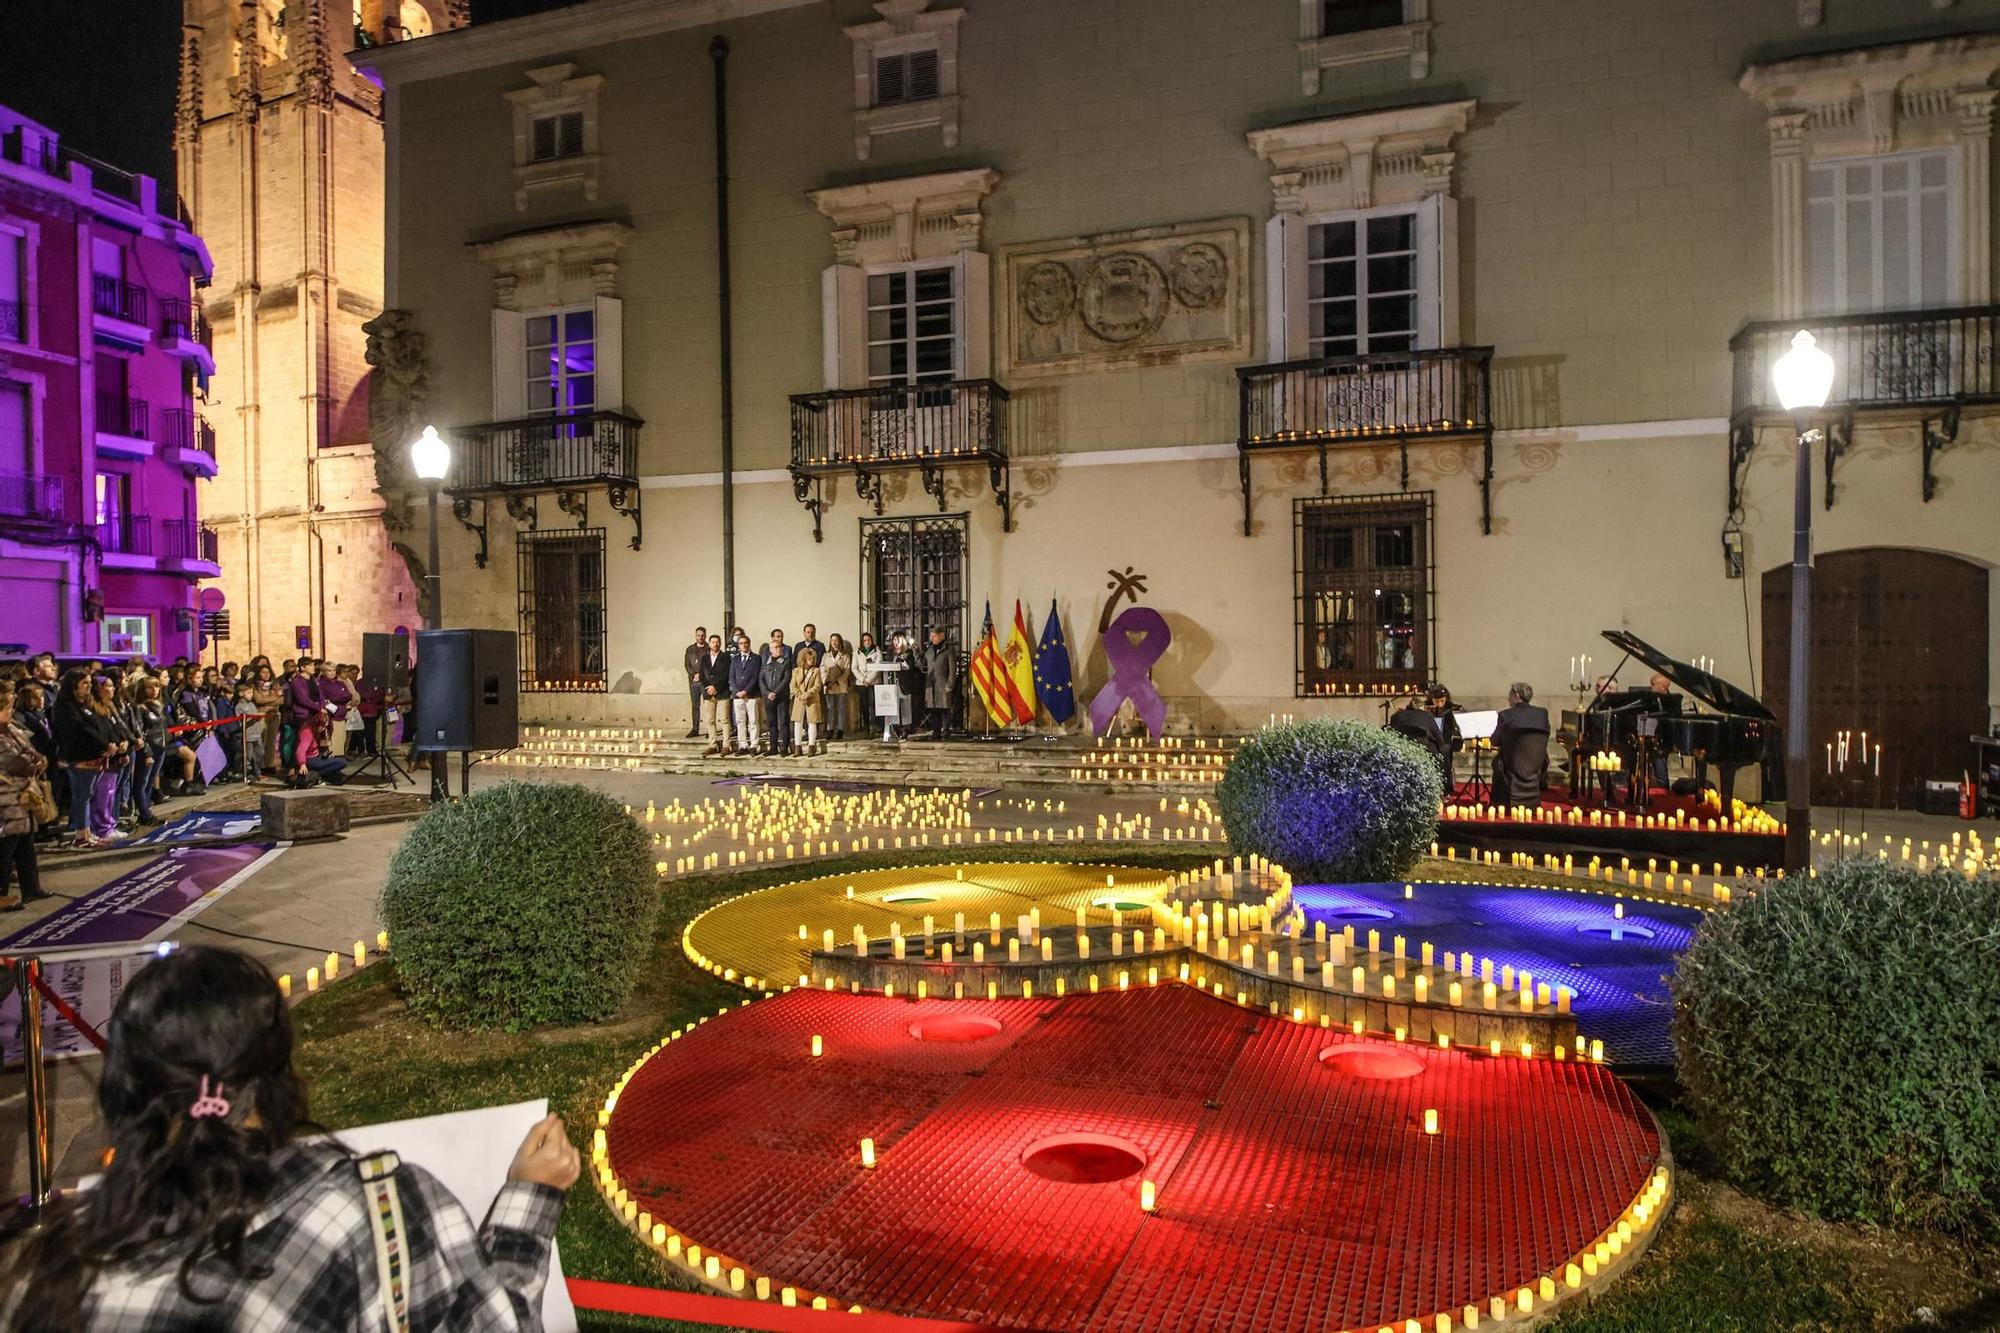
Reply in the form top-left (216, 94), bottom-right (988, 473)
top-left (1598, 630), bottom-right (1776, 722)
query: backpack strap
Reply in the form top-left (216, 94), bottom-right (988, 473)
top-left (355, 1152), bottom-right (411, 1333)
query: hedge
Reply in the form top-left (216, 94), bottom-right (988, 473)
top-left (380, 781), bottom-right (660, 1029)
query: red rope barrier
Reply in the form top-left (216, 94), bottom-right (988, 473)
top-left (27, 969), bottom-right (107, 1052)
top-left (564, 1278), bottom-right (1018, 1332)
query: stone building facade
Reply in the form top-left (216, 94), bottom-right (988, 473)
top-left (175, 0), bottom-right (466, 664)
top-left (364, 0), bottom-right (2000, 801)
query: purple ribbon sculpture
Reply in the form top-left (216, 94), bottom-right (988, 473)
top-left (1088, 567), bottom-right (1171, 738)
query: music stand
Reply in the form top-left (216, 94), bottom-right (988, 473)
top-left (1454, 709), bottom-right (1499, 805)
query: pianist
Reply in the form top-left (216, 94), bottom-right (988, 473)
top-left (1648, 672), bottom-right (1675, 784)
top-left (1492, 682), bottom-right (1551, 808)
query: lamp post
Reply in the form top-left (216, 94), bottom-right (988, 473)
top-left (409, 424), bottom-right (451, 803)
top-left (1770, 330), bottom-right (1835, 876)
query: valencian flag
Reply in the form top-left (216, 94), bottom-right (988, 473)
top-left (970, 601), bottom-right (1030, 726)
top-left (1002, 599), bottom-right (1040, 724)
top-left (1034, 597), bottom-right (1076, 724)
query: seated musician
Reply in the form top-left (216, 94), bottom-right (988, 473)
top-left (1389, 683), bottom-right (1460, 793)
top-left (1491, 681), bottom-right (1551, 807)
top-left (1647, 671), bottom-right (1674, 786)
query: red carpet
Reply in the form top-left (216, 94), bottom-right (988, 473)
top-left (605, 986), bottom-right (1663, 1332)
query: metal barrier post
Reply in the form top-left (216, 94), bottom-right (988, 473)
top-left (14, 957), bottom-right (52, 1216)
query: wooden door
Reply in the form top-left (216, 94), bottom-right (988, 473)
top-left (1762, 547), bottom-right (1988, 807)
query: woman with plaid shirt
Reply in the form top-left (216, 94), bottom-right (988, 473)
top-left (0, 946), bottom-right (578, 1332)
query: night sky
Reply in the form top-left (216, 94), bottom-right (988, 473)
top-left (0, 0), bottom-right (581, 193)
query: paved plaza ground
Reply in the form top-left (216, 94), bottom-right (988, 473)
top-left (3, 761), bottom-right (1992, 1201)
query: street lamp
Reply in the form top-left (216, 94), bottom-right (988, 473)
top-left (1770, 330), bottom-right (1834, 875)
top-left (409, 424), bottom-right (451, 802)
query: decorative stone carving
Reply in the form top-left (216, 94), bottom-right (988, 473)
top-left (1248, 100), bottom-right (1476, 215)
top-left (469, 219), bottom-right (631, 311)
top-left (999, 219), bottom-right (1252, 378)
top-left (362, 309), bottom-right (429, 493)
top-left (811, 168), bottom-right (999, 267)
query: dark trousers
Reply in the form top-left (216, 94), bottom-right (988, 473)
top-left (131, 749), bottom-right (159, 820)
top-left (0, 833), bottom-right (42, 901)
top-left (763, 695), bottom-right (792, 751)
top-left (690, 681), bottom-right (704, 731)
top-left (928, 705), bottom-right (949, 739)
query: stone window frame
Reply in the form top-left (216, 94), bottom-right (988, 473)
top-left (1248, 99), bottom-right (1475, 361)
top-left (471, 220), bottom-right (631, 419)
top-left (0, 216), bottom-right (40, 348)
top-left (811, 168), bottom-right (1000, 389)
top-left (1740, 35), bottom-right (2000, 318)
top-left (504, 62), bottom-right (604, 212)
top-left (1297, 0), bottom-right (1431, 95)
top-left (844, 0), bottom-right (964, 162)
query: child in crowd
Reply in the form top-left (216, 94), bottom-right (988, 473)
top-left (235, 687), bottom-right (265, 783)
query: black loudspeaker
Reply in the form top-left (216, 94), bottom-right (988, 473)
top-left (362, 632), bottom-right (411, 693)
top-left (414, 629), bottom-right (519, 752)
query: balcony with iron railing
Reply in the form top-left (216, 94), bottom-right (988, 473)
top-left (97, 513), bottom-right (151, 559)
top-left (0, 472), bottom-right (72, 526)
top-left (96, 393), bottom-right (151, 457)
top-left (1726, 305), bottom-right (2000, 510)
top-left (444, 410), bottom-right (645, 561)
top-left (161, 407), bottom-right (219, 477)
top-left (160, 297), bottom-right (213, 370)
top-left (162, 518), bottom-right (221, 573)
top-left (787, 378), bottom-right (1013, 538)
top-left (92, 274), bottom-right (146, 324)
top-left (1235, 346), bottom-right (1496, 535)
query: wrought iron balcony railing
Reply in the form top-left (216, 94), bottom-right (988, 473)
top-left (0, 471), bottom-right (70, 524)
top-left (161, 407), bottom-right (194, 452)
top-left (1235, 346), bottom-right (1495, 535)
top-left (0, 299), bottom-right (22, 342)
top-left (450, 410), bottom-right (641, 492)
top-left (98, 513), bottom-right (151, 556)
top-left (197, 416), bottom-right (217, 456)
top-left (445, 410), bottom-right (645, 562)
top-left (91, 274), bottom-right (147, 325)
top-left (160, 297), bottom-right (211, 349)
top-left (98, 393), bottom-right (150, 441)
top-left (1726, 305), bottom-right (2000, 511)
top-left (3, 129), bottom-right (59, 174)
top-left (162, 519), bottom-right (219, 564)
top-left (786, 378), bottom-right (1013, 538)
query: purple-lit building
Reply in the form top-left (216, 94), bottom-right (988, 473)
top-left (0, 102), bottom-right (218, 663)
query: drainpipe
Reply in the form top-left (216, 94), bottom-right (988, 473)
top-left (711, 35), bottom-right (736, 633)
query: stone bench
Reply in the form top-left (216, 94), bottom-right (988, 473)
top-left (260, 789), bottom-right (352, 840)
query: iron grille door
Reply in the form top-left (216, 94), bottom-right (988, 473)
top-left (859, 514), bottom-right (968, 653)
top-left (517, 528), bottom-right (607, 691)
top-left (1294, 493), bottom-right (1435, 697)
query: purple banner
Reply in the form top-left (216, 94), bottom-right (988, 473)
top-left (196, 732), bottom-right (228, 783)
top-left (0, 843), bottom-right (283, 953)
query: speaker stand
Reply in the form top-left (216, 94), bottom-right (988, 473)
top-left (347, 744), bottom-right (415, 789)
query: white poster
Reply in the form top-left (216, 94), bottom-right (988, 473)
top-left (332, 1099), bottom-right (579, 1332)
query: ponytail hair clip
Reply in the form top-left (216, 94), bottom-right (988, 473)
top-left (189, 1076), bottom-right (231, 1121)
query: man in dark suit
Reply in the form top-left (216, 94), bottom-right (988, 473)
top-left (758, 629), bottom-right (795, 756)
top-left (1389, 684), bottom-right (1459, 794)
top-left (1492, 681), bottom-right (1552, 807)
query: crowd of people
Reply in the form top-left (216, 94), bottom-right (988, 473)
top-left (0, 652), bottom-right (410, 906)
top-left (681, 622), bottom-right (959, 755)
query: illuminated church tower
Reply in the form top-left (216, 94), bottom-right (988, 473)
top-left (175, 0), bottom-right (465, 660)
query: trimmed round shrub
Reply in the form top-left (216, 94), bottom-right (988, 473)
top-left (380, 781), bottom-right (659, 1029)
top-left (1216, 718), bottom-right (1441, 882)
top-left (1674, 860), bottom-right (2000, 1233)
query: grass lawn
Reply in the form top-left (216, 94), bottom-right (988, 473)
top-left (292, 849), bottom-right (1997, 1333)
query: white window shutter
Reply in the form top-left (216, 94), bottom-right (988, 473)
top-left (822, 264), bottom-right (866, 389)
top-left (1418, 194), bottom-right (1449, 348)
top-left (491, 309), bottom-right (526, 419)
top-left (1265, 213), bottom-right (1307, 360)
top-left (959, 252), bottom-right (990, 380)
top-left (594, 294), bottom-right (624, 411)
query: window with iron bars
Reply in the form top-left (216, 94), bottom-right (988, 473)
top-left (517, 527), bottom-right (607, 692)
top-left (1294, 492), bottom-right (1434, 697)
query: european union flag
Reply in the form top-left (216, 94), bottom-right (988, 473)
top-left (1034, 598), bottom-right (1076, 724)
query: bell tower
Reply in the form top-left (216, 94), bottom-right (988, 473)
top-left (175, 0), bottom-right (466, 662)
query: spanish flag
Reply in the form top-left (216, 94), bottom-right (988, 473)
top-left (1002, 599), bottom-right (1039, 725)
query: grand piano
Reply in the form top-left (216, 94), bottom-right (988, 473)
top-left (1560, 630), bottom-right (1779, 809)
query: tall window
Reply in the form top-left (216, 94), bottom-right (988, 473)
top-left (1308, 209), bottom-right (1420, 357)
top-left (860, 515), bottom-right (967, 653)
top-left (1322, 0), bottom-right (1404, 34)
top-left (525, 308), bottom-right (595, 415)
top-left (517, 528), bottom-right (606, 691)
top-left (529, 110), bottom-right (584, 163)
top-left (0, 382), bottom-right (27, 476)
top-left (95, 471), bottom-right (131, 527)
top-left (1805, 151), bottom-right (1953, 315)
top-left (867, 266), bottom-right (956, 386)
top-left (1295, 493), bottom-right (1433, 695)
top-left (873, 47), bottom-right (940, 107)
top-left (0, 229), bottom-right (22, 341)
